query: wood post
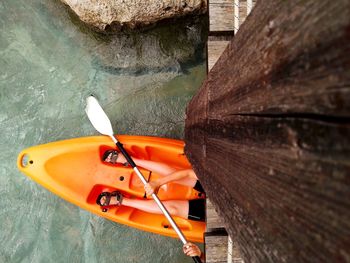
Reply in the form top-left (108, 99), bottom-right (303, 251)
top-left (185, 0), bottom-right (350, 261)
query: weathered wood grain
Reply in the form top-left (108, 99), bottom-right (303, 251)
top-left (207, 198), bottom-right (227, 230)
top-left (208, 0), bottom-right (350, 117)
top-left (185, 0), bottom-right (350, 262)
top-left (187, 118), bottom-right (350, 261)
top-left (208, 40), bottom-right (231, 71)
top-left (209, 2), bottom-right (235, 31)
top-left (231, 239), bottom-right (244, 263)
top-left (205, 233), bottom-right (229, 263)
top-left (238, 1), bottom-right (247, 27)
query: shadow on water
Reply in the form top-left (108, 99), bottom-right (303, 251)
top-left (89, 17), bottom-right (208, 76)
top-left (108, 64), bottom-right (207, 138)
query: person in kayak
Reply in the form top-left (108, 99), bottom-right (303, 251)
top-left (99, 149), bottom-right (205, 260)
top-left (97, 149), bottom-right (205, 222)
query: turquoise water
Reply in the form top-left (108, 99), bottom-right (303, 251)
top-left (0, 0), bottom-right (206, 262)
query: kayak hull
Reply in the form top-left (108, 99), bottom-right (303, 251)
top-left (17, 135), bottom-right (205, 242)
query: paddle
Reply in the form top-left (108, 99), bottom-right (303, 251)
top-left (85, 96), bottom-right (202, 263)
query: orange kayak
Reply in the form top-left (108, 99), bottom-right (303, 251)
top-left (17, 135), bottom-right (205, 243)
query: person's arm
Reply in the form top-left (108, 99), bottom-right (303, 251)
top-left (145, 169), bottom-right (197, 196)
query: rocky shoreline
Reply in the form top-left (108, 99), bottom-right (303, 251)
top-left (60, 0), bottom-right (207, 31)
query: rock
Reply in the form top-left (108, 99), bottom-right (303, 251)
top-left (60, 0), bottom-right (207, 31)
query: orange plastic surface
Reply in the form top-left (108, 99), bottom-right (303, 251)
top-left (17, 135), bottom-right (205, 243)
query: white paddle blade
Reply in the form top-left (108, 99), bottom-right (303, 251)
top-left (85, 96), bottom-right (114, 136)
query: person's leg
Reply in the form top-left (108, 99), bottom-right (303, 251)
top-left (117, 155), bottom-right (176, 176)
top-left (116, 154), bottom-right (197, 188)
top-left (112, 197), bottom-right (190, 219)
top-left (134, 160), bottom-right (197, 188)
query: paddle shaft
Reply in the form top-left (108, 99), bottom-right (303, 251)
top-left (111, 136), bottom-right (202, 263)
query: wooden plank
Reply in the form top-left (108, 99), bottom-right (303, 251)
top-left (205, 232), bottom-right (229, 263)
top-left (209, 3), bottom-right (235, 31)
top-left (207, 40), bottom-right (230, 71)
top-left (228, 237), bottom-right (245, 263)
top-left (233, 0), bottom-right (239, 33)
top-left (210, 0), bottom-right (234, 4)
top-left (238, 1), bottom-right (247, 27)
top-left (231, 239), bottom-right (245, 263)
top-left (206, 198), bottom-right (226, 230)
top-left (246, 0), bottom-right (253, 15)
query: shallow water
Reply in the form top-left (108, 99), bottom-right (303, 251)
top-left (0, 0), bottom-right (206, 262)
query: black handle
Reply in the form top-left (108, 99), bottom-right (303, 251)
top-left (115, 141), bottom-right (136, 167)
top-left (193, 256), bottom-right (202, 263)
top-left (143, 171), bottom-right (152, 198)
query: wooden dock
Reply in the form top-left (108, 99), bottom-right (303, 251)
top-left (185, 0), bottom-right (350, 261)
top-left (205, 0), bottom-right (256, 262)
top-left (205, 199), bottom-right (244, 263)
top-left (207, 0), bottom-right (256, 71)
